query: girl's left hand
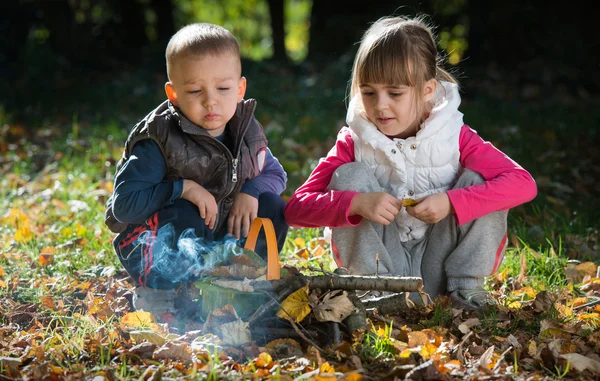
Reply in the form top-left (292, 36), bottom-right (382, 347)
top-left (406, 192), bottom-right (454, 224)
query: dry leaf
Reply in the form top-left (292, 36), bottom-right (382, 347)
top-left (277, 285), bottom-right (311, 323)
top-left (153, 341), bottom-right (192, 364)
top-left (219, 320), bottom-right (251, 346)
top-left (402, 198), bottom-right (419, 207)
top-left (560, 353), bottom-right (600, 373)
top-left (129, 330), bottom-right (167, 346)
top-left (312, 290), bottom-right (354, 323)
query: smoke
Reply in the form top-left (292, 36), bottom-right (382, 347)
top-left (135, 222), bottom-right (244, 288)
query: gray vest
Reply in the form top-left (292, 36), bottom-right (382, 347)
top-left (105, 99), bottom-right (268, 234)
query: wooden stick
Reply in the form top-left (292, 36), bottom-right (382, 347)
top-left (334, 268), bottom-right (366, 343)
top-left (250, 274), bottom-right (423, 293)
top-left (251, 327), bottom-right (318, 340)
top-left (363, 293), bottom-right (410, 315)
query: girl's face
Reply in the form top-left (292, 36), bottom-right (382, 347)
top-left (359, 80), bottom-right (436, 139)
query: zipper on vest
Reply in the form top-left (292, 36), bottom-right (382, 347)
top-left (232, 158), bottom-right (238, 182)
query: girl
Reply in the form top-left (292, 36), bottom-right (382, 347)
top-left (283, 16), bottom-right (537, 311)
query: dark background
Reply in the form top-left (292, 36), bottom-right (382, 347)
top-left (1, 0), bottom-right (598, 123)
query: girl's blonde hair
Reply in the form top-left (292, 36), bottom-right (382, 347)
top-left (349, 15), bottom-right (457, 120)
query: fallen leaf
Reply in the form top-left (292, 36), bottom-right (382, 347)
top-left (559, 353), bottom-right (600, 373)
top-left (219, 320), bottom-right (251, 346)
top-left (277, 285), bottom-right (311, 323)
top-left (153, 341), bottom-right (192, 364)
top-left (129, 330), bottom-right (167, 346)
top-left (312, 290), bottom-right (354, 323)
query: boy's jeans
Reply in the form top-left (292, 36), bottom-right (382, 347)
top-left (114, 192), bottom-right (288, 290)
top-left (327, 163), bottom-right (508, 298)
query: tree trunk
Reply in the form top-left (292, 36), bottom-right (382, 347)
top-left (267, 0), bottom-right (289, 63)
top-left (306, 0), bottom-right (429, 64)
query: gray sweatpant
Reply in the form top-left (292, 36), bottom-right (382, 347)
top-left (327, 162), bottom-right (508, 297)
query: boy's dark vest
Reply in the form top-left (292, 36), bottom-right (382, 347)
top-left (105, 98), bottom-right (268, 235)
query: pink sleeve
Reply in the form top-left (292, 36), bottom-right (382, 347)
top-left (447, 125), bottom-right (538, 225)
top-left (284, 127), bottom-right (363, 228)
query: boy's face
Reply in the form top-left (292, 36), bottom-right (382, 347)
top-left (165, 52), bottom-right (246, 137)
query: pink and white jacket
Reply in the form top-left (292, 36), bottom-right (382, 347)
top-left (284, 82), bottom-right (537, 237)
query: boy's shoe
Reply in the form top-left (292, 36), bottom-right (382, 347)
top-left (450, 287), bottom-right (495, 311)
top-left (132, 286), bottom-right (177, 318)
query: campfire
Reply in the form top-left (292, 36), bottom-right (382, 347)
top-left (189, 218), bottom-right (426, 349)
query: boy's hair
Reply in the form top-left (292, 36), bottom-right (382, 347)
top-left (349, 15), bottom-right (457, 119)
top-left (166, 23), bottom-right (241, 80)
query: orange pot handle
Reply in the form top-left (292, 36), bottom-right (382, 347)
top-left (244, 217), bottom-right (280, 280)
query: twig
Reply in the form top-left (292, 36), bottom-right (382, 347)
top-left (248, 288), bottom-right (296, 325)
top-left (573, 296), bottom-right (600, 311)
top-left (366, 308), bottom-right (394, 326)
top-left (260, 290), bottom-right (326, 354)
top-left (252, 327), bottom-right (318, 340)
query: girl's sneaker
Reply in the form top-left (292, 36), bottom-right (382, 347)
top-left (450, 287), bottom-right (495, 311)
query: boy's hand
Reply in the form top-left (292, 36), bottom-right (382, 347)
top-left (228, 192), bottom-right (259, 239)
top-left (181, 179), bottom-right (218, 229)
top-left (349, 192), bottom-right (402, 225)
top-left (406, 192), bottom-right (454, 224)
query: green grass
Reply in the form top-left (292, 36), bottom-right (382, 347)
top-left (1, 59), bottom-right (600, 379)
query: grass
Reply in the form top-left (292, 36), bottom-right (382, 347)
top-left (1, 59), bottom-right (599, 379)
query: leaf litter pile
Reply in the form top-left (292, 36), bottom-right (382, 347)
top-left (1, 125), bottom-right (600, 380)
top-left (1, 224), bottom-right (600, 380)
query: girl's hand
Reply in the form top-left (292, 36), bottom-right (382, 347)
top-left (350, 192), bottom-right (402, 225)
top-left (181, 179), bottom-right (218, 229)
top-left (406, 192), bottom-right (454, 223)
top-left (228, 192), bottom-right (259, 239)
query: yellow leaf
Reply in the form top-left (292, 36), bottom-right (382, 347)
top-left (572, 297), bottom-right (589, 308)
top-left (0, 266), bottom-right (5, 277)
top-left (38, 253), bottom-right (54, 267)
top-left (576, 262), bottom-right (598, 278)
top-left (15, 224), bottom-right (34, 243)
top-left (277, 285), bottom-right (311, 323)
top-left (120, 311), bottom-right (157, 331)
top-left (320, 362), bottom-right (335, 373)
top-left (294, 237), bottom-right (306, 248)
top-left (578, 313), bottom-right (600, 325)
top-left (513, 286), bottom-right (536, 300)
top-left (295, 247), bottom-right (310, 259)
top-left (508, 301), bottom-right (522, 309)
top-left (402, 198), bottom-right (419, 207)
top-left (40, 296), bottom-right (55, 310)
top-left (312, 246), bottom-right (326, 257)
top-left (60, 226), bottom-right (73, 238)
top-left (346, 374), bottom-right (363, 381)
top-left (0, 280), bottom-right (6, 288)
top-left (254, 352), bottom-right (273, 368)
top-left (129, 330), bottom-right (167, 346)
top-left (554, 302), bottom-right (573, 318)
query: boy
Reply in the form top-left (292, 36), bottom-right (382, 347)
top-left (105, 23), bottom-right (288, 318)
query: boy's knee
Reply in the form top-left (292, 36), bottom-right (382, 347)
top-left (454, 169), bottom-right (485, 188)
top-left (258, 192), bottom-right (286, 212)
top-left (328, 162), bottom-right (377, 192)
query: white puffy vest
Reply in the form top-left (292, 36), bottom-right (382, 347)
top-left (347, 81), bottom-right (464, 241)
